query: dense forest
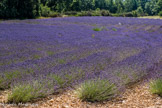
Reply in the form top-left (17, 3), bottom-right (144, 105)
top-left (0, 0), bottom-right (162, 19)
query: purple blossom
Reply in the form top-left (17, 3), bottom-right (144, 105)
top-left (0, 17), bottom-right (162, 92)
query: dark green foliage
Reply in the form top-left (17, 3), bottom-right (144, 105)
top-left (101, 10), bottom-right (111, 16)
top-left (64, 10), bottom-right (110, 17)
top-left (64, 11), bottom-right (78, 16)
top-left (40, 3), bottom-right (62, 17)
top-left (0, 0), bottom-right (161, 19)
top-left (144, 0), bottom-right (161, 15)
top-left (79, 11), bottom-right (94, 16)
top-left (18, 0), bottom-right (41, 18)
top-left (113, 12), bottom-right (134, 17)
top-left (75, 79), bottom-right (117, 102)
top-left (111, 11), bottom-right (140, 17)
top-left (132, 10), bottom-right (138, 17)
top-left (0, 0), bottom-right (41, 19)
top-left (137, 6), bottom-right (144, 16)
top-left (40, 4), bottom-right (51, 17)
top-left (159, 11), bottom-right (162, 16)
top-left (124, 12), bottom-right (134, 17)
top-left (157, 0), bottom-right (162, 13)
top-left (124, 0), bottom-right (138, 12)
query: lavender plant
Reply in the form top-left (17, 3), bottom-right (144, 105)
top-left (0, 17), bottom-right (161, 103)
top-left (150, 78), bottom-right (162, 97)
top-left (0, 70), bottom-right (22, 89)
top-left (8, 78), bottom-right (55, 103)
top-left (75, 79), bottom-right (117, 102)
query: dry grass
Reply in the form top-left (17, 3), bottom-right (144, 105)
top-left (139, 16), bottom-right (162, 19)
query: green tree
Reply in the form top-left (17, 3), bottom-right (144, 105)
top-left (145, 2), bottom-right (152, 15)
top-left (115, 0), bottom-right (124, 13)
top-left (157, 0), bottom-right (162, 12)
top-left (0, 0), bottom-right (41, 19)
top-left (137, 6), bottom-right (144, 15)
top-left (145, 0), bottom-right (159, 15)
top-left (124, 0), bottom-right (138, 12)
top-left (137, 0), bottom-right (148, 9)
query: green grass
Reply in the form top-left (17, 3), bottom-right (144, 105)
top-left (75, 79), bottom-right (117, 102)
top-left (150, 79), bottom-right (162, 97)
top-left (92, 26), bottom-right (108, 32)
top-left (112, 28), bottom-right (117, 31)
top-left (93, 27), bottom-right (101, 31)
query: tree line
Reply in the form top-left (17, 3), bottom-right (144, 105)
top-left (0, 0), bottom-right (162, 19)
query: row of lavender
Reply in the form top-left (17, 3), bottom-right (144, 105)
top-left (0, 17), bottom-right (162, 102)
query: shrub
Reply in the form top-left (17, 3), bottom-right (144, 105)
top-left (93, 9), bottom-right (101, 16)
top-left (101, 10), bottom-right (110, 16)
top-left (111, 13), bottom-right (120, 17)
top-left (92, 11), bottom-right (101, 16)
top-left (81, 11), bottom-right (93, 16)
top-left (150, 79), bottom-right (162, 97)
top-left (76, 12), bottom-right (83, 16)
top-left (77, 10), bottom-right (110, 17)
top-left (64, 11), bottom-right (78, 16)
top-left (40, 4), bottom-right (61, 17)
top-left (40, 4), bottom-right (51, 17)
top-left (75, 79), bottom-right (117, 102)
top-left (124, 12), bottom-right (134, 17)
top-left (111, 12), bottom-right (134, 17)
top-left (158, 11), bottom-right (162, 17)
top-left (8, 79), bottom-right (54, 103)
top-left (132, 11), bottom-right (138, 17)
top-left (136, 6), bottom-right (144, 16)
top-left (48, 12), bottom-right (62, 17)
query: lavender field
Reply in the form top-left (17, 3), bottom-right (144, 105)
top-left (0, 17), bottom-right (162, 103)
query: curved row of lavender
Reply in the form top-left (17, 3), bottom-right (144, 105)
top-left (0, 17), bottom-right (162, 92)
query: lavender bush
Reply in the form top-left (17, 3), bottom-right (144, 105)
top-left (8, 78), bottom-right (55, 103)
top-left (0, 17), bottom-right (162, 102)
top-left (150, 78), bottom-right (162, 97)
top-left (75, 79), bottom-right (117, 102)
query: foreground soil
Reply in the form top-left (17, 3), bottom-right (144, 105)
top-left (0, 82), bottom-right (162, 108)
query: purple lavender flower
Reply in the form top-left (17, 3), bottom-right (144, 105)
top-left (0, 17), bottom-right (162, 100)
